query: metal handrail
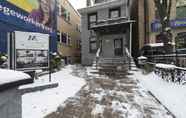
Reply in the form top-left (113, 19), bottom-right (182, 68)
top-left (95, 48), bottom-right (101, 69)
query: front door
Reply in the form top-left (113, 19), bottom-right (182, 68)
top-left (114, 38), bottom-right (123, 56)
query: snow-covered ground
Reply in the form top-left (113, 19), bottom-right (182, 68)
top-left (132, 69), bottom-right (186, 118)
top-left (0, 69), bottom-right (30, 85)
top-left (21, 65), bottom-right (86, 118)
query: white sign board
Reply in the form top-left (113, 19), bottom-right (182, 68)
top-left (14, 31), bottom-right (50, 70)
top-left (15, 31), bottom-right (49, 50)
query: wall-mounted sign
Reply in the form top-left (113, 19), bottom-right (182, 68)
top-left (151, 18), bottom-right (186, 32)
top-left (0, 1), bottom-right (57, 32)
top-left (9, 31), bottom-right (50, 71)
top-left (173, 19), bottom-right (186, 27)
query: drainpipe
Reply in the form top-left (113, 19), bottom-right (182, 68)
top-left (129, 23), bottom-right (133, 70)
top-left (144, 0), bottom-right (148, 44)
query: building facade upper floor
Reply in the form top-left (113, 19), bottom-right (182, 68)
top-left (56, 0), bottom-right (81, 50)
top-left (79, 0), bottom-right (133, 30)
top-left (57, 0), bottom-right (81, 32)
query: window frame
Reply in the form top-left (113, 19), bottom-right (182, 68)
top-left (61, 32), bottom-right (67, 44)
top-left (57, 31), bottom-right (61, 43)
top-left (89, 36), bottom-right (97, 53)
top-left (88, 12), bottom-right (97, 29)
top-left (109, 7), bottom-right (121, 19)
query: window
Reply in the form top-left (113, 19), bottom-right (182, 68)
top-left (114, 38), bottom-right (123, 56)
top-left (57, 31), bottom-right (61, 42)
top-left (177, 6), bottom-right (186, 19)
top-left (89, 37), bottom-right (97, 53)
top-left (76, 24), bottom-right (81, 32)
top-left (109, 7), bottom-right (121, 18)
top-left (68, 35), bottom-right (71, 46)
top-left (61, 33), bottom-right (67, 44)
top-left (88, 13), bottom-right (97, 29)
top-left (60, 6), bottom-right (70, 22)
top-left (67, 12), bottom-right (70, 21)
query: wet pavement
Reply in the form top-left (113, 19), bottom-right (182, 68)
top-left (45, 65), bottom-right (174, 118)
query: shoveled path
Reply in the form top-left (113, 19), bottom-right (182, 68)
top-left (45, 65), bottom-right (174, 118)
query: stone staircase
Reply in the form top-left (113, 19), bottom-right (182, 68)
top-left (91, 57), bottom-right (130, 78)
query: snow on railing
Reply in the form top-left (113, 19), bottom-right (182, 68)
top-left (95, 48), bottom-right (101, 68)
top-left (154, 63), bottom-right (186, 84)
top-left (96, 48), bottom-right (101, 58)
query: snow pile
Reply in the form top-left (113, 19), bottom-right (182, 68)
top-left (156, 63), bottom-right (176, 69)
top-left (22, 65), bottom-right (86, 118)
top-left (138, 56), bottom-right (147, 60)
top-left (0, 69), bottom-right (30, 85)
top-left (147, 43), bottom-right (164, 47)
top-left (134, 70), bottom-right (186, 118)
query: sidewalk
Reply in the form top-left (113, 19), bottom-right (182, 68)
top-left (21, 65), bottom-right (86, 118)
top-left (135, 69), bottom-right (186, 118)
top-left (45, 65), bottom-right (174, 118)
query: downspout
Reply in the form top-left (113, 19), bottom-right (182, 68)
top-left (144, 0), bottom-right (147, 44)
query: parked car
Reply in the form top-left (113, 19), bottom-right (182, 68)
top-left (140, 43), bottom-right (166, 57)
top-left (176, 48), bottom-right (186, 54)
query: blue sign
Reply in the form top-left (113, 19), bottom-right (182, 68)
top-left (0, 1), bottom-right (57, 53)
top-left (151, 18), bottom-right (186, 32)
top-left (173, 18), bottom-right (186, 27)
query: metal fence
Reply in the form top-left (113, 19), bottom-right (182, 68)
top-left (146, 53), bottom-right (186, 67)
top-left (154, 66), bottom-right (186, 84)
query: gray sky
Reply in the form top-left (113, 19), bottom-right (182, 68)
top-left (68, 0), bottom-right (86, 10)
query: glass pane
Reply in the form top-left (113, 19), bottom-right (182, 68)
top-left (90, 15), bottom-right (97, 22)
top-left (110, 10), bottom-right (119, 18)
top-left (61, 33), bottom-right (67, 43)
top-left (115, 39), bottom-right (121, 48)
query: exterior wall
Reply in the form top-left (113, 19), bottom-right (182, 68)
top-left (148, 0), bottom-right (176, 44)
top-left (80, 0), bottom-right (130, 65)
top-left (81, 14), bottom-right (95, 65)
top-left (0, 88), bottom-right (21, 118)
top-left (137, 0), bottom-right (145, 49)
top-left (57, 0), bottom-right (81, 64)
top-left (136, 0), bottom-right (176, 48)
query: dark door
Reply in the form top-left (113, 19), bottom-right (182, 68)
top-left (114, 38), bottom-right (123, 56)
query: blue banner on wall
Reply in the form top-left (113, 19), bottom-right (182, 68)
top-left (0, 1), bottom-right (57, 53)
top-left (151, 18), bottom-right (186, 32)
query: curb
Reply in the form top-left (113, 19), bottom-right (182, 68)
top-left (20, 82), bottom-right (59, 95)
top-left (148, 91), bottom-right (176, 118)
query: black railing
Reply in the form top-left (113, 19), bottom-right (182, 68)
top-left (146, 53), bottom-right (186, 67)
top-left (154, 66), bottom-right (186, 84)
